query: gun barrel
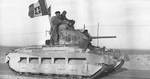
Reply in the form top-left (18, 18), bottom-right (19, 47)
top-left (92, 36), bottom-right (116, 39)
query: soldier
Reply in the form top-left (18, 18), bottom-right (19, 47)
top-left (60, 10), bottom-right (68, 21)
top-left (60, 10), bottom-right (75, 28)
top-left (50, 11), bottom-right (62, 45)
top-left (82, 30), bottom-right (95, 50)
top-left (82, 30), bottom-right (92, 41)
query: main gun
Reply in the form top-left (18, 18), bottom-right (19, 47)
top-left (91, 36), bottom-right (116, 39)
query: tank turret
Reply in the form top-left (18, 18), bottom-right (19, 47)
top-left (46, 23), bottom-right (117, 51)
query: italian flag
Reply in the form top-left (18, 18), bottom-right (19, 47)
top-left (28, 0), bottom-right (50, 18)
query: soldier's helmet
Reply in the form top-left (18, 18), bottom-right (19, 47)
top-left (55, 11), bottom-right (60, 14)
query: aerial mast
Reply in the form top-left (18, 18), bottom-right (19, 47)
top-left (97, 22), bottom-right (100, 46)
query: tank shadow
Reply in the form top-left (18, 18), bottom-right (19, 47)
top-left (112, 68), bottom-right (128, 74)
top-left (96, 68), bottom-right (128, 79)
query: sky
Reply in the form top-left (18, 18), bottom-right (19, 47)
top-left (0, 0), bottom-right (150, 49)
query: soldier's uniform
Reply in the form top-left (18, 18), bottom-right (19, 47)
top-left (60, 11), bottom-right (75, 28)
top-left (50, 12), bottom-right (62, 45)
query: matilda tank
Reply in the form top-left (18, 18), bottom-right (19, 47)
top-left (5, 21), bottom-right (125, 79)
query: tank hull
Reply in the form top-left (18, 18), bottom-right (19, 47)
top-left (5, 46), bottom-right (124, 78)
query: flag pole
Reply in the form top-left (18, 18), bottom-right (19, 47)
top-left (44, 0), bottom-right (51, 37)
top-left (48, 5), bottom-right (51, 33)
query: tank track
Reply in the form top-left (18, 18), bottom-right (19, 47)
top-left (9, 69), bottom-right (88, 79)
top-left (7, 64), bottom-right (88, 79)
top-left (7, 60), bottom-right (124, 79)
top-left (7, 65), bottom-right (107, 79)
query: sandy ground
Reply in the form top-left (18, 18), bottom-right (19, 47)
top-left (123, 55), bottom-right (150, 70)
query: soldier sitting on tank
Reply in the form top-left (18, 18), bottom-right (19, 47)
top-left (82, 30), bottom-right (95, 50)
top-left (49, 11), bottom-right (62, 45)
top-left (60, 10), bottom-right (75, 29)
top-left (82, 30), bottom-right (92, 41)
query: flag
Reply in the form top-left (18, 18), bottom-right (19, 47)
top-left (28, 0), bottom-right (48, 18)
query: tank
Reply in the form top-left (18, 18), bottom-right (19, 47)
top-left (5, 13), bottom-right (125, 79)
